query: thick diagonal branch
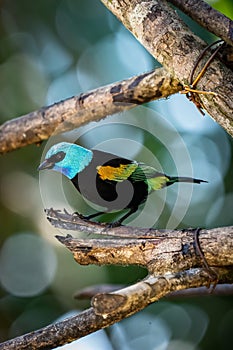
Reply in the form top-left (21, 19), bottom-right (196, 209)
top-left (101, 0), bottom-right (233, 136)
top-left (0, 68), bottom-right (181, 154)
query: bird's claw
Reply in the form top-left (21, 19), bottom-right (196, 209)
top-left (105, 221), bottom-right (123, 228)
top-left (71, 211), bottom-right (89, 221)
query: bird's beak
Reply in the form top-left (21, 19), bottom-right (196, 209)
top-left (38, 159), bottom-right (54, 171)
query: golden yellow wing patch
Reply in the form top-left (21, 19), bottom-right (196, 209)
top-left (96, 163), bottom-right (138, 182)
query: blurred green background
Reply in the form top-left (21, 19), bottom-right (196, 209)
top-left (0, 0), bottom-right (232, 349)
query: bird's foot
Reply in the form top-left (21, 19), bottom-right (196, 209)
top-left (105, 220), bottom-right (123, 228)
top-left (72, 211), bottom-right (108, 224)
top-left (71, 211), bottom-right (90, 221)
top-left (70, 210), bottom-right (124, 228)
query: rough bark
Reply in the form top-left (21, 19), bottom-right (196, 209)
top-left (47, 209), bottom-right (233, 276)
top-left (0, 267), bottom-right (225, 350)
top-left (0, 68), bottom-right (181, 154)
top-left (101, 0), bottom-right (233, 136)
top-left (0, 1), bottom-right (233, 349)
top-left (169, 0), bottom-right (233, 47)
top-left (0, 208), bottom-right (232, 350)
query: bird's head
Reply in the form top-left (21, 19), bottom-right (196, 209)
top-left (38, 142), bottom-right (93, 179)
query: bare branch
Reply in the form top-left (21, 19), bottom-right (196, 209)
top-left (0, 68), bottom-right (181, 154)
top-left (75, 282), bottom-right (233, 300)
top-left (56, 229), bottom-right (233, 275)
top-left (168, 283), bottom-right (233, 298)
top-left (1, 0), bottom-right (233, 156)
top-left (1, 208), bottom-right (232, 349)
top-left (100, 0), bottom-right (233, 136)
top-left (1, 3), bottom-right (233, 349)
top-left (46, 209), bottom-right (233, 275)
top-left (2, 209), bottom-right (227, 349)
top-left (0, 268), bottom-right (231, 350)
top-left (168, 0), bottom-right (233, 47)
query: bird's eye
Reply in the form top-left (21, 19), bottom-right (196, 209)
top-left (49, 151), bottom-right (66, 163)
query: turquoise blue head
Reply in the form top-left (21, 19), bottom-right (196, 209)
top-left (38, 142), bottom-right (93, 179)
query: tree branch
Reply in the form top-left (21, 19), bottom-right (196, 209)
top-left (0, 209), bottom-right (232, 349)
top-left (0, 267), bottom-right (232, 350)
top-left (1, 2), bottom-right (233, 349)
top-left (46, 209), bottom-right (233, 275)
top-left (1, 0), bottom-right (233, 154)
top-left (0, 68), bottom-right (182, 154)
top-left (168, 0), bottom-right (233, 47)
top-left (75, 282), bottom-right (233, 300)
top-left (168, 283), bottom-right (233, 298)
top-left (100, 0), bottom-right (233, 136)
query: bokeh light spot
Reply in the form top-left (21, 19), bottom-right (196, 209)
top-left (0, 233), bottom-right (57, 297)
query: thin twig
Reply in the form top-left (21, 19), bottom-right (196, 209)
top-left (189, 40), bottom-right (224, 87)
top-left (180, 40), bottom-right (224, 114)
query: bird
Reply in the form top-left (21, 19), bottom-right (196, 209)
top-left (38, 142), bottom-right (207, 225)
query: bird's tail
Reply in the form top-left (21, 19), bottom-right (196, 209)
top-left (168, 176), bottom-right (208, 186)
